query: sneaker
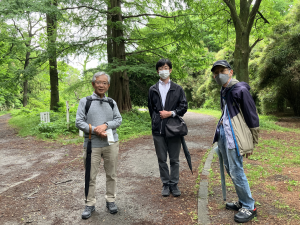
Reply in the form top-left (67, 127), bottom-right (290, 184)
top-left (106, 202), bottom-right (118, 214)
top-left (226, 201), bottom-right (242, 211)
top-left (81, 205), bottom-right (95, 219)
top-left (169, 184), bottom-right (181, 197)
top-left (162, 184), bottom-right (170, 197)
top-left (234, 207), bottom-right (257, 223)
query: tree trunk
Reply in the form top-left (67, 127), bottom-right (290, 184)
top-left (23, 80), bottom-right (28, 107)
top-left (276, 95), bottom-right (285, 113)
top-left (224, 0), bottom-right (262, 83)
top-left (108, 0), bottom-right (132, 112)
top-left (286, 84), bottom-right (300, 116)
top-left (22, 51), bottom-right (31, 107)
top-left (46, 0), bottom-right (59, 111)
top-left (107, 5), bottom-right (113, 64)
top-left (233, 30), bottom-right (250, 83)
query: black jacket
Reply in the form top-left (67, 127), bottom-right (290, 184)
top-left (148, 81), bottom-right (188, 136)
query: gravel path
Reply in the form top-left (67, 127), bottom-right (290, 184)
top-left (0, 112), bottom-right (216, 225)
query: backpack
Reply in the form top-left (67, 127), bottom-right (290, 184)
top-left (85, 96), bottom-right (114, 116)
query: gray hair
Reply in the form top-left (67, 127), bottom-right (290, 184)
top-left (92, 71), bottom-right (111, 84)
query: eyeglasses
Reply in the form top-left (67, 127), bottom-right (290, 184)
top-left (94, 81), bottom-right (108, 86)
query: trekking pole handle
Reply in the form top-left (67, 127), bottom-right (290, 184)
top-left (89, 124), bottom-right (92, 140)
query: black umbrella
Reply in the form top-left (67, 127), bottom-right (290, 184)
top-left (180, 136), bottom-right (193, 174)
top-left (85, 124), bottom-right (92, 200)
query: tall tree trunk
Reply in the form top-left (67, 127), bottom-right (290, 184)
top-left (107, 5), bottom-right (113, 64)
top-left (108, 0), bottom-right (132, 112)
top-left (22, 51), bottom-right (31, 107)
top-left (46, 0), bottom-right (59, 111)
top-left (233, 29), bottom-right (250, 83)
top-left (23, 80), bottom-right (28, 107)
top-left (224, 0), bottom-right (262, 83)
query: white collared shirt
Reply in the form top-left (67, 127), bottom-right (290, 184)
top-left (159, 79), bottom-right (171, 108)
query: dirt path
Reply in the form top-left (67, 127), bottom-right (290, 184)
top-left (0, 112), bottom-right (216, 225)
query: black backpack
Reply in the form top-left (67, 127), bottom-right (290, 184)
top-left (85, 96), bottom-right (114, 116)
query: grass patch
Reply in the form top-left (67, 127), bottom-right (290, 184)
top-left (0, 111), bottom-right (10, 116)
top-left (117, 108), bottom-right (152, 141)
top-left (189, 108), bottom-right (221, 119)
top-left (8, 106), bottom-right (152, 142)
top-left (208, 128), bottom-right (300, 223)
top-left (189, 108), bottom-right (299, 132)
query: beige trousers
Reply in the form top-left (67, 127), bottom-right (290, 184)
top-left (83, 142), bottom-right (119, 206)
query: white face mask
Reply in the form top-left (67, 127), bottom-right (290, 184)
top-left (159, 70), bottom-right (170, 79)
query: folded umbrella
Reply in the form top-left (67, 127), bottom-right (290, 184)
top-left (214, 145), bottom-right (226, 201)
top-left (180, 136), bottom-right (193, 174)
top-left (85, 124), bottom-right (92, 200)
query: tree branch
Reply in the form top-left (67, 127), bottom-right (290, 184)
top-left (61, 5), bottom-right (108, 14)
top-left (12, 19), bottom-right (25, 39)
top-left (257, 10), bottom-right (270, 24)
top-left (250, 38), bottom-right (263, 52)
top-left (246, 0), bottom-right (262, 35)
top-left (223, 0), bottom-right (244, 31)
top-left (0, 43), bottom-right (14, 59)
top-left (126, 41), bottom-right (177, 55)
top-left (33, 26), bottom-right (47, 36)
top-left (123, 14), bottom-right (196, 19)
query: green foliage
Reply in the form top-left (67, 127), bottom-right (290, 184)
top-left (189, 108), bottom-right (221, 119)
top-left (190, 108), bottom-right (299, 132)
top-left (258, 2), bottom-right (300, 116)
top-left (9, 105), bottom-right (152, 141)
top-left (9, 103), bottom-right (79, 139)
top-left (117, 108), bottom-right (152, 140)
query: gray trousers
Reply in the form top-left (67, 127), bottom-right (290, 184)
top-left (153, 135), bottom-right (181, 185)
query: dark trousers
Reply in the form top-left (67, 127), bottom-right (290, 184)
top-left (153, 135), bottom-right (181, 185)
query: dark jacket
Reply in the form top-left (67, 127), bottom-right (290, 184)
top-left (213, 79), bottom-right (260, 155)
top-left (148, 81), bottom-right (188, 136)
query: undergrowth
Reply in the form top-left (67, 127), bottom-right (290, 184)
top-left (0, 111), bottom-right (10, 116)
top-left (8, 106), bottom-right (151, 142)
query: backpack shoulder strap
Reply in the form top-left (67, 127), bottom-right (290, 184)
top-left (222, 84), bottom-right (236, 100)
top-left (85, 96), bottom-right (93, 116)
top-left (106, 97), bottom-right (115, 110)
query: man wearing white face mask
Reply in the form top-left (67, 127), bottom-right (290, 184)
top-left (148, 58), bottom-right (188, 197)
top-left (211, 60), bottom-right (260, 223)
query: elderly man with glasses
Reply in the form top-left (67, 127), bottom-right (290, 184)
top-left (76, 72), bottom-right (122, 219)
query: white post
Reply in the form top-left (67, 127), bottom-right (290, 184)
top-left (66, 101), bottom-right (69, 130)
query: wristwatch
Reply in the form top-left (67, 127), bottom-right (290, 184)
top-left (104, 122), bottom-right (108, 128)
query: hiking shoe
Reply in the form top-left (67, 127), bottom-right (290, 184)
top-left (234, 207), bottom-right (257, 223)
top-left (162, 184), bottom-right (170, 197)
top-left (106, 202), bottom-right (118, 214)
top-left (169, 184), bottom-right (181, 197)
top-left (81, 205), bottom-right (95, 219)
top-left (226, 201), bottom-right (242, 211)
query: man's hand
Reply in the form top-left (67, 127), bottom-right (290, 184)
top-left (94, 124), bottom-right (108, 136)
top-left (99, 131), bottom-right (107, 138)
top-left (159, 110), bottom-right (172, 119)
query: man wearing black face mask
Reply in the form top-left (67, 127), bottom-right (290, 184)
top-left (211, 60), bottom-right (260, 223)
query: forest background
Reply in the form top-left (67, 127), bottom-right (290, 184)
top-left (0, 0), bottom-right (300, 141)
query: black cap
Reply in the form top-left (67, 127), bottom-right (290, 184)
top-left (211, 60), bottom-right (232, 72)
